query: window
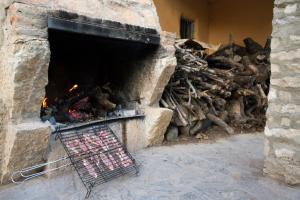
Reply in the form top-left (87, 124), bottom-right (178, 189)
top-left (180, 17), bottom-right (195, 39)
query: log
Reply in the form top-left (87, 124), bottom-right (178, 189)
top-left (93, 88), bottom-right (116, 110)
top-left (190, 120), bottom-right (203, 135)
top-left (160, 37), bottom-right (270, 137)
top-left (243, 37), bottom-right (264, 54)
top-left (207, 113), bottom-right (234, 135)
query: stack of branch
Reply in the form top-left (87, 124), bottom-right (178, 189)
top-left (160, 38), bottom-right (270, 136)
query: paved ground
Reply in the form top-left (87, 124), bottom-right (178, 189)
top-left (0, 134), bottom-right (299, 200)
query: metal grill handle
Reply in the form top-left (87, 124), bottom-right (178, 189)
top-left (11, 156), bottom-right (71, 184)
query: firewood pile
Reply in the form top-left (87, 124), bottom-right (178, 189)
top-left (160, 38), bottom-right (271, 137)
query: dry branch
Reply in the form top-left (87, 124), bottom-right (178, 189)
top-left (161, 38), bottom-right (270, 137)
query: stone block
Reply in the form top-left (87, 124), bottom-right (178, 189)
top-left (0, 38), bottom-right (50, 122)
top-left (109, 122), bottom-right (123, 143)
top-left (271, 77), bottom-right (300, 88)
top-left (17, 0), bottom-right (51, 6)
top-left (0, 99), bottom-right (8, 179)
top-left (271, 49), bottom-right (300, 61)
top-left (165, 126), bottom-right (179, 142)
top-left (265, 127), bottom-right (300, 139)
top-left (157, 32), bottom-right (177, 58)
top-left (284, 3), bottom-right (298, 14)
top-left (52, 0), bottom-right (161, 30)
top-left (144, 107), bottom-right (173, 146)
top-left (281, 104), bottom-right (300, 113)
top-left (126, 119), bottom-right (146, 153)
top-left (1, 121), bottom-right (51, 183)
top-left (141, 56), bottom-right (176, 106)
top-left (124, 107), bottom-right (173, 151)
top-left (7, 3), bottom-right (48, 39)
top-left (264, 138), bottom-right (300, 185)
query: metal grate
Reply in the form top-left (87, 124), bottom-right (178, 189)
top-left (56, 124), bottom-right (138, 198)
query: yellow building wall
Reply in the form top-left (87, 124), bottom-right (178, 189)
top-left (208, 0), bottom-right (274, 46)
top-left (153, 0), bottom-right (209, 42)
top-left (153, 0), bottom-right (273, 46)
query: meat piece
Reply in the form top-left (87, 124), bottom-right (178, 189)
top-left (98, 131), bottom-right (110, 151)
top-left (83, 134), bottom-right (108, 151)
top-left (83, 134), bottom-right (96, 152)
top-left (108, 153), bottom-right (119, 168)
top-left (98, 130), bottom-right (110, 138)
top-left (65, 139), bottom-right (80, 154)
top-left (78, 140), bottom-right (89, 152)
top-left (90, 135), bottom-right (108, 151)
top-left (99, 153), bottom-right (114, 171)
top-left (108, 137), bottom-right (118, 148)
top-left (92, 155), bottom-right (105, 172)
top-left (82, 159), bottom-right (97, 178)
top-left (116, 148), bottom-right (133, 167)
top-left (82, 134), bottom-right (109, 172)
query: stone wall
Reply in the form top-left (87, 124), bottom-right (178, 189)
top-left (264, 0), bottom-right (300, 185)
top-left (1, 0), bottom-right (161, 49)
top-left (0, 3), bottom-right (51, 183)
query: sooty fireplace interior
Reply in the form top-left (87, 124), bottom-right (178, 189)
top-left (41, 16), bottom-right (160, 124)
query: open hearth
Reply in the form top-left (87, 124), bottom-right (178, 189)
top-left (0, 1), bottom-right (176, 183)
top-left (42, 21), bottom-right (158, 124)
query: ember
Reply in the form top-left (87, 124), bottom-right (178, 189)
top-left (41, 84), bottom-right (121, 123)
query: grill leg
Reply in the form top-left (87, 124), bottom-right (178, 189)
top-left (85, 188), bottom-right (92, 199)
top-left (134, 164), bottom-right (139, 176)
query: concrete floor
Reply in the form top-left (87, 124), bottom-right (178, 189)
top-left (0, 134), bottom-right (299, 200)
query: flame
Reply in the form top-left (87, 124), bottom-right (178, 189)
top-left (42, 98), bottom-right (48, 109)
top-left (69, 84), bottom-right (79, 92)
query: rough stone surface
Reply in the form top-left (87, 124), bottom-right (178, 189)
top-left (0, 3), bottom-right (50, 122)
top-left (1, 134), bottom-right (300, 200)
top-left (124, 32), bottom-right (176, 106)
top-left (1, 121), bottom-right (51, 183)
top-left (124, 107), bottom-right (173, 152)
top-left (126, 119), bottom-right (147, 152)
top-left (3, 0), bottom-right (161, 31)
top-left (140, 32), bottom-right (177, 106)
top-left (109, 122), bottom-right (123, 143)
top-left (144, 107), bottom-right (173, 146)
top-left (0, 99), bottom-right (8, 180)
top-left (0, 0), bottom-right (14, 48)
top-left (165, 126), bottom-right (179, 141)
top-left (264, 0), bottom-right (300, 185)
top-left (52, 0), bottom-right (161, 30)
top-left (0, 3), bottom-right (51, 183)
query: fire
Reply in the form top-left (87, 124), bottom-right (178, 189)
top-left (69, 84), bottom-right (79, 92)
top-left (42, 98), bottom-right (48, 109)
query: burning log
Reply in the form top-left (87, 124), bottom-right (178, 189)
top-left (41, 83), bottom-right (118, 123)
top-left (93, 87), bottom-right (116, 111)
top-left (160, 37), bottom-right (270, 137)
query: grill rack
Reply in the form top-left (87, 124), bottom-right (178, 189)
top-left (56, 123), bottom-right (138, 198)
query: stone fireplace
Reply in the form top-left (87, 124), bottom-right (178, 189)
top-left (0, 0), bottom-right (176, 183)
